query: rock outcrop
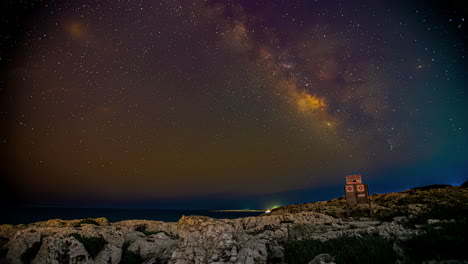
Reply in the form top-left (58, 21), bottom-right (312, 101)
top-left (267, 185), bottom-right (468, 221)
top-left (0, 213), bottom-right (421, 263)
top-left (1, 185), bottom-right (466, 263)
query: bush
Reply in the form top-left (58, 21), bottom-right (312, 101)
top-left (119, 242), bottom-right (143, 264)
top-left (402, 221), bottom-right (468, 262)
top-left (375, 210), bottom-right (407, 222)
top-left (134, 224), bottom-right (147, 232)
top-left (284, 235), bottom-right (397, 264)
top-left (410, 184), bottom-right (451, 191)
top-left (461, 179), bottom-right (468, 188)
top-left (20, 241), bottom-right (42, 264)
top-left (407, 202), bottom-right (468, 227)
top-left (73, 219), bottom-right (101, 227)
top-left (70, 233), bottom-right (107, 259)
top-left (142, 230), bottom-right (157, 236)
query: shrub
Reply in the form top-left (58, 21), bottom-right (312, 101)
top-left (73, 219), bottom-right (100, 227)
top-left (142, 230), bottom-right (157, 236)
top-left (407, 202), bottom-right (468, 227)
top-left (288, 223), bottom-right (318, 240)
top-left (119, 242), bottom-right (143, 264)
top-left (401, 221), bottom-right (468, 262)
top-left (20, 241), bottom-right (42, 264)
top-left (461, 179), bottom-right (468, 188)
top-left (375, 209), bottom-right (407, 222)
top-left (410, 184), bottom-right (451, 191)
top-left (70, 233), bottom-right (107, 259)
top-left (134, 224), bottom-right (147, 232)
top-left (284, 235), bottom-right (397, 264)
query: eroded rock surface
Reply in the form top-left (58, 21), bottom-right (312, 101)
top-left (1, 185), bottom-right (466, 263)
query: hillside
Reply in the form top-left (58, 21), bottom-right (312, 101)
top-left (268, 185), bottom-right (468, 221)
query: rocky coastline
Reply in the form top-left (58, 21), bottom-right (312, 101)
top-left (1, 185), bottom-right (467, 264)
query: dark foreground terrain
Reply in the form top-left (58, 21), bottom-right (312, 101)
top-left (1, 184), bottom-right (467, 264)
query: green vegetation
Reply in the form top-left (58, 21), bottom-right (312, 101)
top-left (20, 241), bottom-right (43, 264)
top-left (119, 242), bottom-right (143, 264)
top-left (142, 230), bottom-right (158, 236)
top-left (70, 233), bottom-right (107, 259)
top-left (402, 220), bottom-right (468, 263)
top-left (284, 235), bottom-right (397, 264)
top-left (73, 219), bottom-right (101, 227)
top-left (288, 223), bottom-right (318, 240)
top-left (374, 208), bottom-right (406, 222)
top-left (408, 201), bottom-right (468, 227)
top-left (410, 184), bottom-right (451, 191)
top-left (372, 185), bottom-right (468, 222)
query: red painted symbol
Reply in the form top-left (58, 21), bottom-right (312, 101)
top-left (346, 186), bottom-right (354, 192)
top-left (357, 185), bottom-right (364, 192)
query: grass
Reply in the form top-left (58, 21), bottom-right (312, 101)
top-left (119, 242), bottom-right (143, 264)
top-left (73, 219), bottom-right (101, 227)
top-left (70, 233), bottom-right (107, 259)
top-left (284, 234), bottom-right (397, 264)
top-left (20, 241), bottom-right (42, 264)
top-left (401, 220), bottom-right (468, 263)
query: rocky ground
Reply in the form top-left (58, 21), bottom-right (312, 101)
top-left (0, 185), bottom-right (467, 264)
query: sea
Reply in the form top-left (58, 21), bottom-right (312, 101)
top-left (0, 207), bottom-right (264, 225)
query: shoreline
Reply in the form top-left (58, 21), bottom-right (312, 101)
top-left (1, 185), bottom-right (466, 264)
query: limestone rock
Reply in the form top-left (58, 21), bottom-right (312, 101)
top-left (1, 185), bottom-right (466, 263)
top-left (308, 253), bottom-right (335, 264)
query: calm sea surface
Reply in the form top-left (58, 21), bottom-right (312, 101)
top-left (0, 208), bottom-right (264, 225)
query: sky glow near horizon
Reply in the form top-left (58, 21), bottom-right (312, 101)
top-left (0, 0), bottom-right (467, 209)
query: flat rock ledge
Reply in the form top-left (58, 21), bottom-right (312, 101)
top-left (0, 211), bottom-right (418, 264)
top-left (1, 186), bottom-right (466, 263)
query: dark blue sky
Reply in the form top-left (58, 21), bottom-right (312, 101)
top-left (1, 0), bottom-right (467, 209)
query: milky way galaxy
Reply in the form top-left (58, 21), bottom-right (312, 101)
top-left (1, 0), bottom-right (467, 209)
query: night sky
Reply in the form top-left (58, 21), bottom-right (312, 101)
top-left (1, 0), bottom-right (467, 210)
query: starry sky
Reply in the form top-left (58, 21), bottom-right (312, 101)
top-left (1, 0), bottom-right (467, 209)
